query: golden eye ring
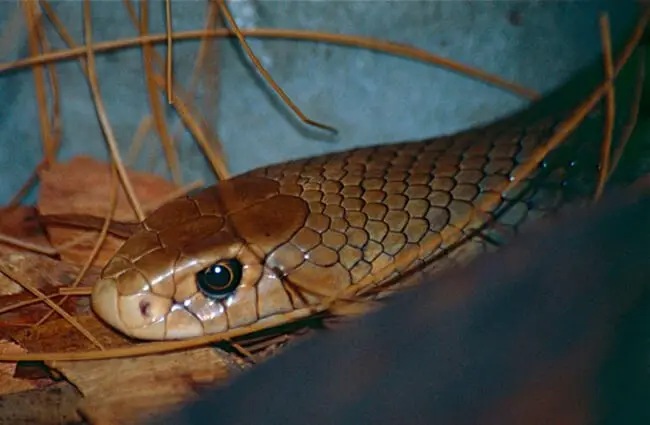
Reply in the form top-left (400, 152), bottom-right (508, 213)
top-left (196, 258), bottom-right (243, 299)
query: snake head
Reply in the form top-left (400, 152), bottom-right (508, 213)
top-left (92, 177), bottom-right (316, 340)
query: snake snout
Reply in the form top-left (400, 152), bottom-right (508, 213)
top-left (92, 277), bottom-right (174, 340)
top-left (91, 278), bottom-right (124, 332)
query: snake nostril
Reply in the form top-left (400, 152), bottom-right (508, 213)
top-left (139, 300), bottom-right (152, 318)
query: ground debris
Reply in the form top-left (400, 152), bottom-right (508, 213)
top-left (0, 382), bottom-right (84, 425)
top-left (50, 348), bottom-right (241, 425)
top-left (0, 253), bottom-right (97, 337)
top-left (0, 156), bottom-right (250, 424)
top-left (0, 206), bottom-right (52, 258)
top-left (37, 156), bottom-right (179, 267)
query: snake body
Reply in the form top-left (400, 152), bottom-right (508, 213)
top-left (150, 189), bottom-right (650, 425)
top-left (91, 106), bottom-right (598, 340)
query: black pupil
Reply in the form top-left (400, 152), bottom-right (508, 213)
top-left (196, 259), bottom-right (243, 299)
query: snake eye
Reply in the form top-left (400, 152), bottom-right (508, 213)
top-left (196, 259), bottom-right (243, 299)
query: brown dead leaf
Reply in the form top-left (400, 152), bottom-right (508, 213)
top-left (12, 314), bottom-right (133, 354)
top-left (38, 156), bottom-right (179, 267)
top-left (0, 206), bottom-right (52, 257)
top-left (50, 347), bottom-right (242, 425)
top-left (0, 273), bottom-right (22, 298)
top-left (0, 340), bottom-right (53, 397)
top-left (0, 253), bottom-right (98, 336)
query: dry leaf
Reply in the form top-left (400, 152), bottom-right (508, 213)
top-left (38, 156), bottom-right (179, 267)
top-left (0, 340), bottom-right (52, 397)
top-left (0, 206), bottom-right (52, 257)
top-left (0, 253), bottom-right (98, 336)
top-left (12, 315), bottom-right (133, 354)
top-left (50, 348), bottom-right (241, 425)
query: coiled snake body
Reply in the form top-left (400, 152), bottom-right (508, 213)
top-left (92, 106), bottom-right (598, 340)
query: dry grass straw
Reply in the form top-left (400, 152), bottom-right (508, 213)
top-left (0, 2), bottom-right (646, 362)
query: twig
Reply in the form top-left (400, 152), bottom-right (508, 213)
top-left (122, 0), bottom-right (230, 180)
top-left (22, 2), bottom-right (55, 164)
top-left (126, 115), bottom-right (154, 167)
top-left (165, 0), bottom-right (173, 103)
top-left (0, 29), bottom-right (540, 100)
top-left (0, 233), bottom-right (57, 256)
top-left (322, 7), bottom-right (650, 306)
top-left (594, 13), bottom-right (616, 201)
top-left (140, 0), bottom-right (182, 185)
top-left (0, 265), bottom-right (104, 350)
top-left (608, 48), bottom-right (646, 178)
top-left (82, 0), bottom-right (145, 222)
top-left (58, 287), bottom-right (92, 296)
top-left (8, 2), bottom-right (64, 207)
top-left (35, 164), bottom-right (119, 326)
top-left (217, 0), bottom-right (338, 134)
top-left (0, 293), bottom-right (65, 316)
top-left (0, 307), bottom-right (320, 361)
top-left (179, 0), bottom-right (223, 161)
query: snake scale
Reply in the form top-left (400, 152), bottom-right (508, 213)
top-left (90, 98), bottom-right (603, 341)
top-left (149, 186), bottom-right (650, 425)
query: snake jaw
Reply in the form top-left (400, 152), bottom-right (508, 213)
top-left (92, 278), bottom-right (172, 340)
top-left (91, 277), bottom-right (126, 334)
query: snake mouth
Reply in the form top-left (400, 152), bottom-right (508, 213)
top-left (91, 278), bottom-right (127, 334)
top-left (92, 278), bottom-right (206, 340)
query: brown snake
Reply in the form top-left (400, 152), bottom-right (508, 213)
top-left (89, 98), bottom-right (607, 341)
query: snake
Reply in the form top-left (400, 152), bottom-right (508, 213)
top-left (149, 188), bottom-right (650, 425)
top-left (90, 97), bottom-right (606, 341)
